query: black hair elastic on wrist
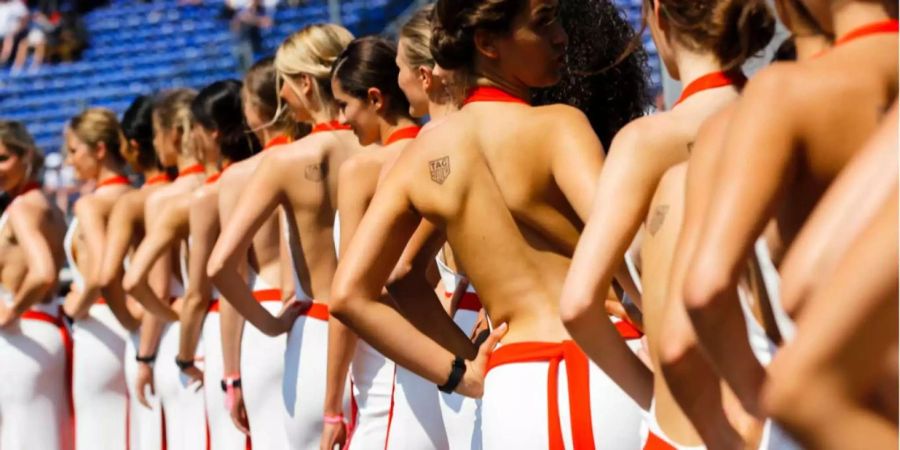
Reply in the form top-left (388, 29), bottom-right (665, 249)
top-left (438, 356), bottom-right (466, 393)
top-left (135, 353), bottom-right (157, 364)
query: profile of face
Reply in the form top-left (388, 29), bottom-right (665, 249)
top-left (645, 0), bottom-right (680, 80)
top-left (152, 115), bottom-right (180, 167)
top-left (242, 89), bottom-right (268, 138)
top-left (0, 142), bottom-right (28, 193)
top-left (64, 130), bottom-right (102, 182)
top-left (191, 124), bottom-right (219, 165)
top-left (396, 39), bottom-right (430, 118)
top-left (482, 0), bottom-right (568, 88)
top-left (279, 74), bottom-right (313, 123)
top-left (332, 78), bottom-right (383, 146)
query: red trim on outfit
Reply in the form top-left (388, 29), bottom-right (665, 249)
top-left (144, 173), bottom-right (171, 187)
top-left (463, 86), bottom-right (530, 106)
top-left (835, 19), bottom-right (899, 47)
top-left (264, 135), bottom-right (291, 149)
top-left (673, 71), bottom-right (747, 108)
top-left (177, 164), bottom-right (205, 178)
top-left (22, 308), bottom-right (75, 444)
top-left (310, 121), bottom-right (351, 134)
top-left (644, 431), bottom-right (677, 450)
top-left (96, 175), bottom-right (130, 189)
top-left (383, 126), bottom-right (421, 146)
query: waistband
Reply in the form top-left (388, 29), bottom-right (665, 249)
top-left (486, 340), bottom-right (596, 450)
top-left (208, 289), bottom-right (284, 313)
top-left (614, 318), bottom-right (643, 340)
top-left (444, 291), bottom-right (482, 312)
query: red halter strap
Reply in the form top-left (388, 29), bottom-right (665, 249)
top-left (176, 164), bottom-right (205, 178)
top-left (835, 19), bottom-right (899, 47)
top-left (144, 173), bottom-right (171, 187)
top-left (384, 126), bottom-right (421, 145)
top-left (463, 86), bottom-right (530, 106)
top-left (264, 134), bottom-right (291, 150)
top-left (95, 175), bottom-right (130, 189)
top-left (310, 120), bottom-right (352, 134)
top-left (10, 181), bottom-right (41, 199)
top-left (204, 162), bottom-right (231, 185)
top-left (673, 71), bottom-right (747, 108)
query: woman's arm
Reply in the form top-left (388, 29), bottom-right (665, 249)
top-left (0, 200), bottom-right (58, 323)
top-left (555, 109), bottom-right (657, 409)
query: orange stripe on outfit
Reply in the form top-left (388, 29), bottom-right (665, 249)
top-left (615, 319), bottom-right (643, 340)
top-left (22, 308), bottom-right (75, 441)
top-left (644, 431), bottom-right (677, 450)
top-left (486, 341), bottom-right (596, 450)
top-left (383, 126), bottom-right (421, 145)
top-left (443, 291), bottom-right (482, 312)
top-left (144, 173), bottom-right (171, 186)
top-left (177, 164), bottom-right (205, 178)
top-left (310, 120), bottom-right (352, 134)
top-left (264, 135), bottom-right (291, 149)
top-left (673, 71), bottom-right (747, 108)
top-left (834, 19), bottom-right (899, 47)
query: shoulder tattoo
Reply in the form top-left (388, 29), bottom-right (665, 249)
top-left (687, 142), bottom-right (695, 153)
top-left (648, 204), bottom-right (670, 236)
top-left (429, 156), bottom-right (450, 185)
top-left (304, 162), bottom-right (328, 182)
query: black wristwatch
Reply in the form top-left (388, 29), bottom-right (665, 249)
top-left (437, 356), bottom-right (467, 393)
top-left (220, 377), bottom-right (242, 392)
top-left (175, 357), bottom-right (195, 371)
top-left (135, 353), bottom-right (157, 365)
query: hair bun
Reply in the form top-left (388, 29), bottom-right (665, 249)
top-left (431, 24), bottom-right (474, 70)
top-left (714, 0), bottom-right (775, 70)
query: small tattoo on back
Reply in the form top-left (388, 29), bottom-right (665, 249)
top-left (687, 142), bottom-right (695, 153)
top-left (304, 163), bottom-right (327, 182)
top-left (429, 156), bottom-right (450, 185)
top-left (648, 205), bottom-right (670, 236)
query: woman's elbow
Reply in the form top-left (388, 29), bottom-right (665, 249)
top-left (559, 289), bottom-right (597, 330)
top-left (28, 269), bottom-right (57, 293)
top-left (121, 268), bottom-right (144, 295)
top-left (206, 248), bottom-right (231, 283)
top-left (682, 258), bottom-right (734, 319)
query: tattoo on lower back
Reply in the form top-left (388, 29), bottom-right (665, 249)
top-left (648, 205), bottom-right (670, 236)
top-left (304, 163), bottom-right (327, 182)
top-left (429, 156), bottom-right (450, 185)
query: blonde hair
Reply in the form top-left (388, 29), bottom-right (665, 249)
top-left (0, 121), bottom-right (43, 182)
top-left (153, 88), bottom-right (198, 158)
top-left (274, 24), bottom-right (354, 116)
top-left (69, 108), bottom-right (128, 165)
top-left (400, 4), bottom-right (436, 69)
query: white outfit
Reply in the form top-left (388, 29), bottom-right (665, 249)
top-left (435, 250), bottom-right (483, 449)
top-left (203, 302), bottom-right (249, 450)
top-left (640, 401), bottom-right (706, 450)
top-left (125, 329), bottom-right (164, 450)
top-left (66, 217), bottom-right (131, 450)
top-left (0, 205), bottom-right (74, 450)
top-left (482, 341), bottom-right (643, 450)
top-left (240, 271), bottom-right (291, 450)
top-left (348, 340), bottom-right (395, 450)
top-left (754, 239), bottom-right (796, 342)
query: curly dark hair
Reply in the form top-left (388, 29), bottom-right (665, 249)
top-left (532, 0), bottom-right (651, 150)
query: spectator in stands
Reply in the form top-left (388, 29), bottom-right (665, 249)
top-left (229, 0), bottom-right (271, 73)
top-left (11, 9), bottom-right (57, 74)
top-left (0, 0), bottom-right (28, 66)
top-left (46, 10), bottom-right (86, 63)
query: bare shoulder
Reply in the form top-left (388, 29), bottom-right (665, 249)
top-left (190, 182), bottom-right (218, 206)
top-left (10, 190), bottom-right (54, 221)
top-left (220, 152), bottom-right (262, 185)
top-left (112, 188), bottom-right (146, 215)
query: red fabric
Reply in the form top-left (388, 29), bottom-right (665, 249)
top-left (615, 319), bottom-right (643, 340)
top-left (673, 71), bottom-right (747, 108)
top-left (486, 341), bottom-right (596, 450)
top-left (207, 289), bottom-right (282, 313)
top-left (177, 164), bottom-right (205, 178)
top-left (96, 175), bottom-right (130, 189)
top-left (443, 291), bottom-right (482, 312)
top-left (644, 431), bottom-right (677, 450)
top-left (144, 173), bottom-right (171, 186)
top-left (835, 19), bottom-right (899, 46)
top-left (383, 367), bottom-right (398, 450)
top-left (22, 309), bottom-right (75, 446)
top-left (310, 121), bottom-right (351, 134)
top-left (384, 126), bottom-right (421, 145)
top-left (463, 86), bottom-right (530, 106)
top-left (264, 135), bottom-right (291, 149)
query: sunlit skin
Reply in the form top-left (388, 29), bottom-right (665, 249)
top-left (0, 143), bottom-right (67, 327)
top-left (326, 0), bottom-right (656, 412)
top-left (61, 128), bottom-right (139, 330)
top-left (764, 106), bottom-right (898, 449)
top-left (681, 0), bottom-right (897, 419)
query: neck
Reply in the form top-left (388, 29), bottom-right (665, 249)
top-left (427, 99), bottom-right (457, 121)
top-left (379, 116), bottom-right (417, 144)
top-left (308, 104), bottom-right (338, 126)
top-left (258, 126), bottom-right (288, 145)
top-left (796, 34), bottom-right (833, 60)
top-left (96, 164), bottom-right (124, 183)
top-left (674, 50), bottom-right (727, 87)
top-left (832, 1), bottom-right (894, 38)
top-left (472, 71), bottom-right (530, 102)
top-left (176, 154), bottom-right (200, 171)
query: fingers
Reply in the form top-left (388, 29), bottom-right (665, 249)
top-left (137, 378), bottom-right (151, 409)
top-left (230, 403), bottom-right (250, 435)
top-left (476, 322), bottom-right (507, 361)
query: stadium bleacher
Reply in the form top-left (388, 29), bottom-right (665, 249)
top-left (0, 0), bottom-right (659, 155)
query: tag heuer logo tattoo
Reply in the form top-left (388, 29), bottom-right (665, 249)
top-left (304, 163), bottom-right (327, 182)
top-left (429, 156), bottom-right (450, 184)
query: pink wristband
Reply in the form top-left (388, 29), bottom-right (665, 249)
top-left (323, 414), bottom-right (344, 425)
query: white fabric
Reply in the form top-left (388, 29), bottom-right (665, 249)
top-left (0, 1), bottom-right (27, 37)
top-left (282, 312), bottom-right (330, 449)
top-left (438, 308), bottom-right (482, 450)
top-left (72, 304), bottom-right (130, 450)
top-left (125, 330), bottom-right (163, 450)
top-left (754, 239), bottom-right (796, 342)
top-left (155, 322), bottom-right (207, 450)
top-left (0, 295), bottom-right (73, 450)
top-left (387, 366), bottom-right (450, 449)
top-left (242, 300), bottom-right (290, 450)
top-left (64, 217), bottom-right (83, 291)
top-left (348, 340), bottom-right (395, 450)
top-left (641, 400), bottom-right (706, 450)
top-left (202, 312), bottom-right (247, 450)
top-left (435, 249), bottom-right (476, 294)
top-left (481, 348), bottom-right (643, 450)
